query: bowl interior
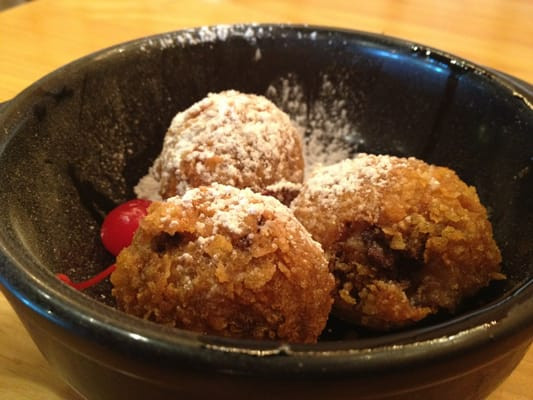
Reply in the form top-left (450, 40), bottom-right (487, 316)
top-left (0, 25), bottom-right (532, 343)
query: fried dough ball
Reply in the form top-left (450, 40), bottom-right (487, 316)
top-left (111, 184), bottom-right (334, 343)
top-left (291, 154), bottom-right (503, 330)
top-left (148, 90), bottom-right (304, 199)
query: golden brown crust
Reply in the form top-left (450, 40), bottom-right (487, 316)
top-left (292, 154), bottom-right (502, 330)
top-left (111, 184), bottom-right (334, 343)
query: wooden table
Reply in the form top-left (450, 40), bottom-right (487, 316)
top-left (0, 1), bottom-right (531, 399)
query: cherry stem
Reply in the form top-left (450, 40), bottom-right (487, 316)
top-left (56, 264), bottom-right (116, 290)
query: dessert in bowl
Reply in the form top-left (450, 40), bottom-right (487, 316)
top-left (0, 24), bottom-right (531, 400)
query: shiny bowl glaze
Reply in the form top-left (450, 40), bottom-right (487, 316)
top-left (0, 24), bottom-right (532, 400)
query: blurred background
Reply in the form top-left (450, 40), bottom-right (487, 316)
top-left (0, 0), bottom-right (531, 103)
top-left (0, 0), bottom-right (29, 11)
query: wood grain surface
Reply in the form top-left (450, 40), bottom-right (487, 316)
top-left (0, 1), bottom-right (531, 399)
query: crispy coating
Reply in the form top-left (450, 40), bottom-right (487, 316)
top-left (111, 184), bottom-right (334, 343)
top-left (150, 90), bottom-right (304, 199)
top-left (291, 154), bottom-right (503, 330)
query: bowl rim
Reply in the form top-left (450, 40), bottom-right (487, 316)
top-left (0, 23), bottom-right (532, 376)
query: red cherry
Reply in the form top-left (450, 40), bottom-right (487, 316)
top-left (100, 199), bottom-right (151, 256)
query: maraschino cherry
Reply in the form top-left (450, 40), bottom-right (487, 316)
top-left (100, 199), bottom-right (152, 256)
top-left (57, 199), bottom-right (151, 290)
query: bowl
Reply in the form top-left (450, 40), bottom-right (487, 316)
top-left (0, 24), bottom-right (532, 400)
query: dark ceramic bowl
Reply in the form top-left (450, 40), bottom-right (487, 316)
top-left (0, 24), bottom-right (532, 400)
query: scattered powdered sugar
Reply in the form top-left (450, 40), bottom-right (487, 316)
top-left (139, 25), bottom-right (265, 52)
top-left (135, 74), bottom-right (364, 200)
top-left (265, 73), bottom-right (363, 177)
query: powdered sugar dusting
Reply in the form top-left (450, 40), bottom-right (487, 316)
top-left (265, 73), bottom-right (363, 177)
top-left (134, 174), bottom-right (162, 201)
top-left (264, 180), bottom-right (301, 193)
top-left (166, 183), bottom-right (305, 237)
top-left (299, 154), bottom-right (403, 208)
